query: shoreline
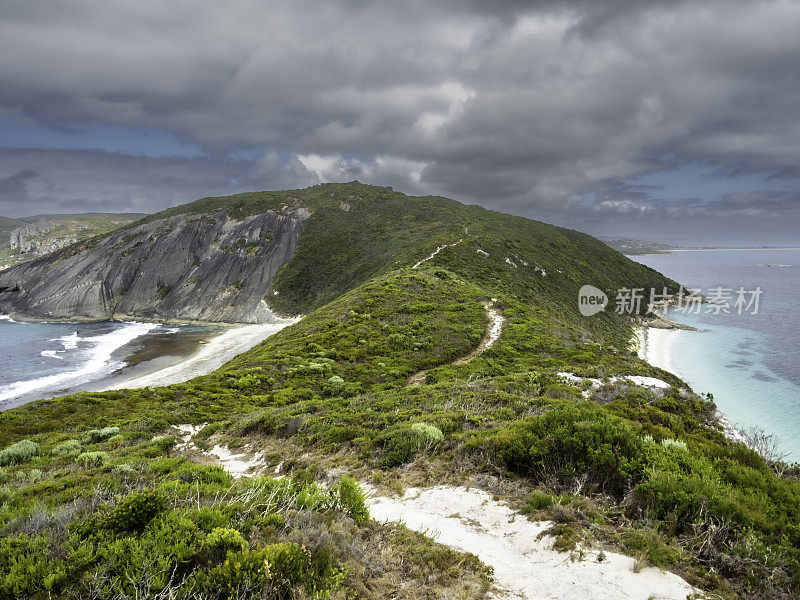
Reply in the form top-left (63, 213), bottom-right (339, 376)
top-left (0, 317), bottom-right (300, 409)
top-left (633, 323), bottom-right (749, 444)
top-left (634, 325), bottom-right (685, 379)
top-left (97, 319), bottom-right (299, 391)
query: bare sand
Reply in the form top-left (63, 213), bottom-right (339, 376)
top-left (636, 325), bottom-right (684, 378)
top-left (366, 485), bottom-right (697, 600)
top-left (100, 319), bottom-right (298, 390)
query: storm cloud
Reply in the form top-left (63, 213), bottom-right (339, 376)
top-left (1, 0), bottom-right (799, 241)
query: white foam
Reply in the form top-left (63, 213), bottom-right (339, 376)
top-left (0, 315), bottom-right (14, 323)
top-left (0, 322), bottom-right (158, 403)
top-left (57, 332), bottom-right (80, 350)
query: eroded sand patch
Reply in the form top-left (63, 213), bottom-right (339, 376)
top-left (366, 485), bottom-right (697, 600)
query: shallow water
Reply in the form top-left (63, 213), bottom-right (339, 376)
top-left (0, 318), bottom-right (215, 409)
top-left (634, 249), bottom-right (800, 460)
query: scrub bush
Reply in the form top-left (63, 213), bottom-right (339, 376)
top-left (52, 440), bottom-right (81, 457)
top-left (83, 427), bottom-right (120, 444)
top-left (75, 451), bottom-right (108, 467)
top-left (106, 490), bottom-right (167, 533)
top-left (0, 440), bottom-right (38, 466)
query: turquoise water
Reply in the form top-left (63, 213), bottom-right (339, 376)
top-left (634, 249), bottom-right (800, 461)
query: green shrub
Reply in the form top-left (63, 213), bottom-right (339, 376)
top-left (176, 463), bottom-right (233, 486)
top-left (75, 451), bottom-right (108, 467)
top-left (375, 422), bottom-right (446, 467)
top-left (622, 529), bottom-right (683, 567)
top-left (336, 477), bottom-right (370, 525)
top-left (52, 439), bottom-right (81, 457)
top-left (410, 423), bottom-right (444, 446)
top-left (150, 435), bottom-right (175, 451)
top-left (113, 463), bottom-right (136, 475)
top-left (490, 405), bottom-right (646, 496)
top-left (106, 491), bottom-right (167, 532)
top-left (375, 427), bottom-right (421, 468)
top-left (24, 469), bottom-right (43, 483)
top-left (192, 548), bottom-right (272, 596)
top-left (522, 491), bottom-right (574, 512)
top-left (82, 427), bottom-right (120, 444)
top-left (0, 440), bottom-right (39, 466)
top-left (263, 542), bottom-right (313, 593)
top-left (326, 375), bottom-right (346, 396)
top-left (203, 527), bottom-right (249, 560)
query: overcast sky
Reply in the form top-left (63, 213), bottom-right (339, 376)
top-left (1, 0), bottom-right (799, 244)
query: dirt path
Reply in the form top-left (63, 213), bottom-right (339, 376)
top-left (407, 299), bottom-right (504, 386)
top-left (412, 239), bottom-right (463, 269)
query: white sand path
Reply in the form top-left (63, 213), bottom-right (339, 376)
top-left (366, 486), bottom-right (698, 600)
top-left (408, 299), bottom-right (504, 385)
top-left (412, 239), bottom-right (463, 269)
top-left (180, 424), bottom-right (698, 600)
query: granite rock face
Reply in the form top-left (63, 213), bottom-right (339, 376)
top-left (0, 207), bottom-right (309, 323)
top-left (9, 221), bottom-right (75, 255)
top-left (8, 215), bottom-right (144, 258)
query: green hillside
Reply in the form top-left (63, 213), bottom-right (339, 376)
top-left (0, 184), bottom-right (796, 599)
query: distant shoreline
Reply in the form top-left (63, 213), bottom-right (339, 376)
top-left (671, 246), bottom-right (800, 252)
top-left (626, 246), bottom-right (800, 256)
top-left (0, 317), bottom-right (298, 409)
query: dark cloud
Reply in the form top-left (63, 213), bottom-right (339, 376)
top-left (0, 0), bottom-right (799, 241)
top-left (0, 169), bottom-right (38, 202)
top-left (0, 149), bottom-right (318, 217)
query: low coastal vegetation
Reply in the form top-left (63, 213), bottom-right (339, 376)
top-left (0, 184), bottom-right (797, 599)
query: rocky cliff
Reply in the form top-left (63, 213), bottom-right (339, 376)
top-left (0, 206), bottom-right (309, 323)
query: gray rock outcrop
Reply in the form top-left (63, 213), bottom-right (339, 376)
top-left (0, 206), bottom-right (309, 324)
top-left (11, 222), bottom-right (79, 256)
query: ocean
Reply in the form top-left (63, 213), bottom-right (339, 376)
top-left (633, 248), bottom-right (800, 461)
top-left (0, 318), bottom-right (218, 410)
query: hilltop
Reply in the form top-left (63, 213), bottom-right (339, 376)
top-left (0, 182), bottom-right (674, 327)
top-left (0, 183), bottom-right (797, 600)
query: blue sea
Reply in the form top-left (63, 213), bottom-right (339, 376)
top-left (634, 249), bottom-right (800, 461)
top-left (0, 318), bottom-right (215, 410)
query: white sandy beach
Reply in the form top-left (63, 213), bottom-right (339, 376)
top-left (100, 319), bottom-right (299, 390)
top-left (635, 325), bottom-right (684, 379)
top-left (635, 324), bottom-right (749, 444)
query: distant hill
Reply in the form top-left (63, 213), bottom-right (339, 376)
top-left (0, 182), bottom-right (676, 331)
top-left (0, 213), bottom-right (145, 269)
top-left (602, 237), bottom-right (678, 254)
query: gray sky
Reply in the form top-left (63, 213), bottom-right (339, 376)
top-left (1, 0), bottom-right (799, 244)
